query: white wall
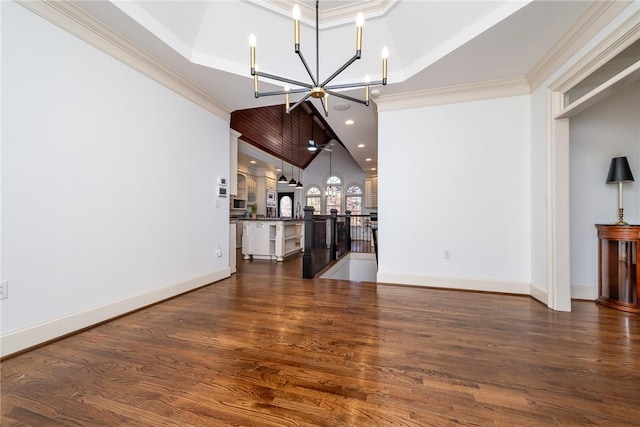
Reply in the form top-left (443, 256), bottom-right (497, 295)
top-left (1, 2), bottom-right (230, 356)
top-left (570, 81), bottom-right (640, 297)
top-left (377, 95), bottom-right (531, 293)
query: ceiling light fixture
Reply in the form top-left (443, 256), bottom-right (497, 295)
top-left (357, 143), bottom-right (365, 148)
top-left (289, 112), bottom-right (297, 186)
top-left (307, 118), bottom-right (317, 152)
top-left (249, 0), bottom-right (388, 117)
top-left (296, 167), bottom-right (304, 190)
top-left (278, 107), bottom-right (288, 183)
top-left (345, 119), bottom-right (355, 125)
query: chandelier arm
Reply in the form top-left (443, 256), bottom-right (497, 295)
top-left (320, 96), bottom-right (328, 117)
top-left (296, 50), bottom-right (319, 87)
top-left (325, 89), bottom-right (368, 105)
top-left (255, 71), bottom-right (313, 89)
top-left (287, 92), bottom-right (313, 113)
top-left (257, 88), bottom-right (308, 97)
top-left (325, 80), bottom-right (385, 91)
top-left (319, 53), bottom-right (360, 88)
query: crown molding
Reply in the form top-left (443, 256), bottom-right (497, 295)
top-left (375, 77), bottom-right (530, 112)
top-left (527, 0), bottom-right (634, 92)
top-left (551, 8), bottom-right (640, 93)
top-left (16, 0), bottom-right (232, 121)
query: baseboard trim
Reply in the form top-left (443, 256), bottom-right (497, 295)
top-left (571, 284), bottom-right (597, 301)
top-left (529, 283), bottom-right (549, 305)
top-left (1, 269), bottom-right (230, 358)
top-left (376, 272), bottom-right (530, 295)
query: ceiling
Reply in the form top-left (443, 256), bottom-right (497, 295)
top-left (70, 0), bottom-right (626, 174)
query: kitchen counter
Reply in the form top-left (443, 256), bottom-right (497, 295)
top-left (240, 217), bottom-right (303, 221)
top-left (241, 219), bottom-right (303, 261)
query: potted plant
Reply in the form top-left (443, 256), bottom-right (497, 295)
top-left (250, 203), bottom-right (257, 219)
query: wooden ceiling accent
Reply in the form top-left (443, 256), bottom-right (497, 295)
top-left (230, 102), bottom-right (340, 169)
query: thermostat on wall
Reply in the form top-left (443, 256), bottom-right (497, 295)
top-left (218, 185), bottom-right (227, 197)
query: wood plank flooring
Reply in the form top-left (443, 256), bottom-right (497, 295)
top-left (2, 253), bottom-right (639, 426)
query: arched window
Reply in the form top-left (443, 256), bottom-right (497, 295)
top-left (345, 185), bottom-right (363, 218)
top-left (306, 186), bottom-right (321, 214)
top-left (279, 195), bottom-right (293, 218)
top-left (325, 176), bottom-right (342, 214)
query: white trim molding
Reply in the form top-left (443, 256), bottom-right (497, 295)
top-left (376, 272), bottom-right (530, 295)
top-left (375, 77), bottom-right (530, 112)
top-left (527, 0), bottom-right (633, 91)
top-left (551, 8), bottom-right (640, 94)
top-left (529, 284), bottom-right (548, 306)
top-left (571, 284), bottom-right (598, 301)
top-left (0, 269), bottom-right (230, 358)
top-left (16, 0), bottom-right (231, 120)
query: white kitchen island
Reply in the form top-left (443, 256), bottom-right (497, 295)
top-left (241, 219), bottom-right (303, 261)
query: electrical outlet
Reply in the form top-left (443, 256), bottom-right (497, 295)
top-left (444, 250), bottom-right (451, 260)
top-left (0, 281), bottom-right (8, 300)
top-left (216, 247), bottom-right (222, 257)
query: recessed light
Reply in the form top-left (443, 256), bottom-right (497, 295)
top-left (276, 168), bottom-right (281, 172)
top-left (365, 158), bottom-right (372, 162)
top-left (357, 144), bottom-right (365, 148)
top-left (334, 103), bottom-right (351, 111)
top-left (345, 119), bottom-right (354, 125)
top-left (371, 167), bottom-right (377, 171)
top-left (250, 160), bottom-right (257, 164)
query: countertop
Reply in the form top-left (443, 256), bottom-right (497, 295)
top-left (237, 218), bottom-right (303, 222)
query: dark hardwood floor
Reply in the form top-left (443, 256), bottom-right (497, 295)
top-left (2, 252), bottom-right (639, 425)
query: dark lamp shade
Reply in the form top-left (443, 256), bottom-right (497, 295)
top-left (288, 178), bottom-right (297, 186)
top-left (606, 156), bottom-right (635, 184)
top-left (278, 174), bottom-right (288, 183)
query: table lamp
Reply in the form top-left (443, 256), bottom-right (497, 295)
top-left (606, 156), bottom-right (635, 225)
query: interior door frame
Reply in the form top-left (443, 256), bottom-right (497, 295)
top-left (546, 13), bottom-right (639, 311)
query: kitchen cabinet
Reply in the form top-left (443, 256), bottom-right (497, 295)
top-left (242, 219), bottom-right (302, 261)
top-left (365, 176), bottom-right (378, 208)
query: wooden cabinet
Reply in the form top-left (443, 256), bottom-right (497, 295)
top-left (596, 224), bottom-right (639, 313)
top-left (365, 176), bottom-right (378, 208)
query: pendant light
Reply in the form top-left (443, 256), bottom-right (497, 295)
top-left (278, 106), bottom-right (288, 183)
top-left (296, 167), bottom-right (303, 190)
top-left (296, 113), bottom-right (304, 189)
top-left (288, 110), bottom-right (297, 186)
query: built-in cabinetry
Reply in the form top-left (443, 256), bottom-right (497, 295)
top-left (242, 219), bottom-right (302, 261)
top-left (365, 176), bottom-right (378, 208)
top-left (233, 173), bottom-right (257, 212)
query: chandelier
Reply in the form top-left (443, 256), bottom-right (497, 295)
top-left (249, 0), bottom-right (388, 116)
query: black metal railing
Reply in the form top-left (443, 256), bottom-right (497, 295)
top-left (303, 207), bottom-right (378, 278)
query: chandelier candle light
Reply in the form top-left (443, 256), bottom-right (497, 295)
top-left (249, 0), bottom-right (388, 116)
